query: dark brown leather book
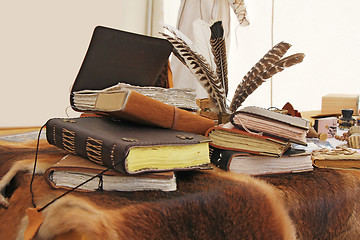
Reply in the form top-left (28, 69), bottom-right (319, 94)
top-left (44, 154), bottom-right (177, 192)
top-left (67, 26), bottom-right (215, 135)
top-left (46, 117), bottom-right (211, 174)
top-left (70, 26), bottom-right (173, 111)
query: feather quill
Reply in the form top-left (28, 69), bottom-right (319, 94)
top-left (230, 53), bottom-right (305, 111)
top-left (228, 0), bottom-right (250, 26)
top-left (210, 21), bottom-right (229, 96)
top-left (161, 25), bottom-right (227, 112)
top-left (230, 42), bottom-right (291, 111)
top-left (262, 53), bottom-right (305, 79)
top-left (230, 42), bottom-right (301, 112)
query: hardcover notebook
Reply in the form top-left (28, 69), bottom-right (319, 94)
top-left (44, 154), bottom-right (177, 192)
top-left (70, 26), bottom-right (173, 111)
top-left (205, 122), bottom-right (290, 157)
top-left (230, 106), bottom-right (309, 145)
top-left (46, 117), bottom-right (211, 174)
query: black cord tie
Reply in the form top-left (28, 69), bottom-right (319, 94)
top-left (97, 174), bottom-right (104, 192)
top-left (30, 122), bottom-right (121, 213)
top-left (30, 123), bottom-right (46, 208)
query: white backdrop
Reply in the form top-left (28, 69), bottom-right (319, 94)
top-left (166, 0), bottom-right (360, 113)
top-left (1, 0), bottom-right (360, 127)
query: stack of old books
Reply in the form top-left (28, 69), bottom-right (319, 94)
top-left (44, 26), bottom-right (215, 193)
top-left (206, 106), bottom-right (314, 175)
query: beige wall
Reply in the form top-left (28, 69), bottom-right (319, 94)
top-left (1, 0), bottom-right (150, 127)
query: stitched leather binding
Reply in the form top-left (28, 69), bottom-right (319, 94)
top-left (46, 117), bottom-right (211, 174)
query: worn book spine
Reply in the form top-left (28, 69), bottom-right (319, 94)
top-left (45, 118), bottom-right (127, 174)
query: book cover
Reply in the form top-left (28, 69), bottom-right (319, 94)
top-left (210, 146), bottom-right (313, 175)
top-left (205, 122), bottom-right (290, 157)
top-left (46, 117), bottom-right (211, 174)
top-left (44, 154), bottom-right (177, 192)
top-left (230, 106), bottom-right (309, 145)
top-left (72, 87), bottom-right (214, 136)
top-left (70, 26), bottom-right (173, 102)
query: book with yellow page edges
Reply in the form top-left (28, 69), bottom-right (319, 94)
top-left (46, 117), bottom-right (211, 174)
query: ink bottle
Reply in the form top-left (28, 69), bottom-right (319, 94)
top-left (339, 109), bottom-right (355, 130)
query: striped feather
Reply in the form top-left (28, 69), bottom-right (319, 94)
top-left (236, 53), bottom-right (305, 106)
top-left (262, 53), bottom-right (305, 79)
top-left (229, 42), bottom-right (291, 112)
top-left (210, 21), bottom-right (229, 96)
top-left (161, 25), bottom-right (227, 112)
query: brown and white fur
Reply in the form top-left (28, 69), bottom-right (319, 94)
top-left (0, 140), bottom-right (298, 239)
top-left (2, 139), bottom-right (360, 239)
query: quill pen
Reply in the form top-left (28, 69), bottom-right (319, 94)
top-left (230, 42), bottom-right (291, 111)
top-left (230, 53), bottom-right (305, 111)
top-left (230, 42), bottom-right (306, 112)
top-left (262, 53), bottom-right (305, 79)
top-left (161, 25), bottom-right (227, 113)
top-left (210, 21), bottom-right (229, 97)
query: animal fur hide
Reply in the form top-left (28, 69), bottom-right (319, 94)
top-left (0, 140), bottom-right (360, 239)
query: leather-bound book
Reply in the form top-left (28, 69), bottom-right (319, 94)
top-left (70, 26), bottom-right (173, 100)
top-left (67, 26), bottom-right (214, 135)
top-left (73, 88), bottom-right (214, 135)
top-left (46, 117), bottom-right (211, 175)
top-left (44, 154), bottom-right (177, 192)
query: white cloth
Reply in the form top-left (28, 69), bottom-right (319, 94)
top-left (171, 0), bottom-right (231, 99)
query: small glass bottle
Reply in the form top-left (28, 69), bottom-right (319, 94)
top-left (339, 109), bottom-right (355, 130)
